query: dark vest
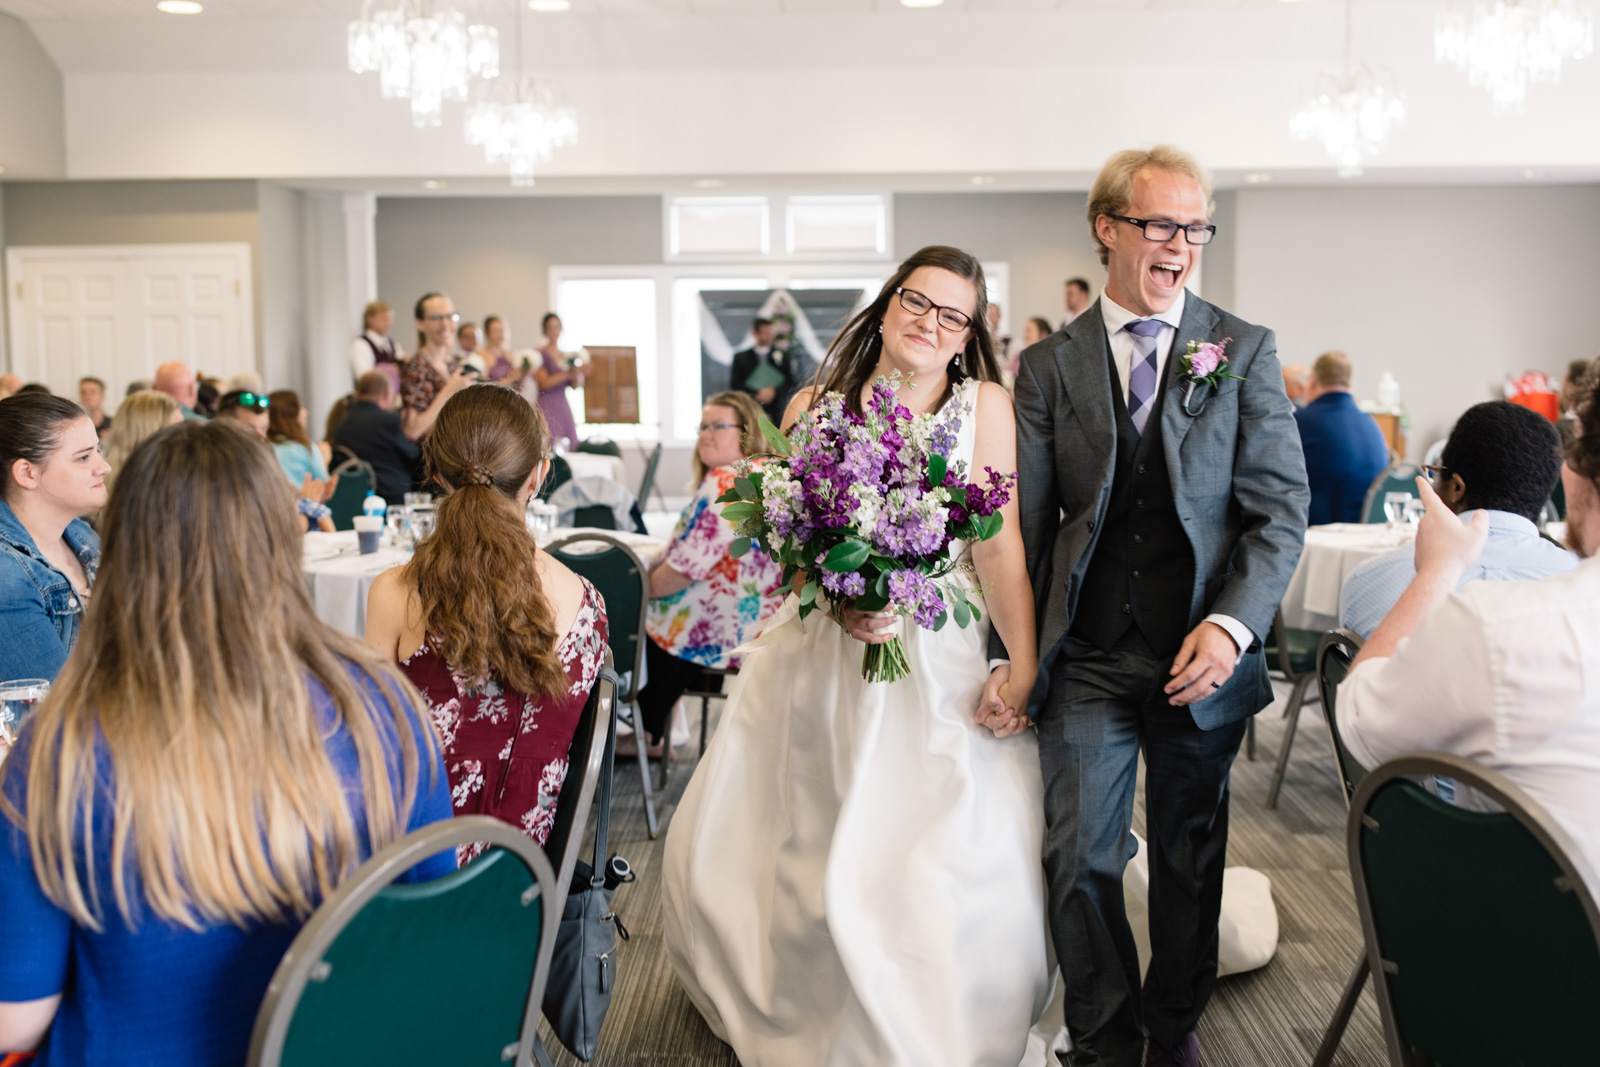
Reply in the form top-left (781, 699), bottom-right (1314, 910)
top-left (1071, 342), bottom-right (1196, 657)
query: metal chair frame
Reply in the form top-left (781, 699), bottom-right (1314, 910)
top-left (248, 815), bottom-right (559, 1067)
top-left (1360, 462), bottom-right (1423, 525)
top-left (546, 532), bottom-right (660, 838)
top-left (636, 442), bottom-right (665, 513)
top-left (1263, 608), bottom-right (1322, 808)
top-left (1344, 753), bottom-right (1600, 1067)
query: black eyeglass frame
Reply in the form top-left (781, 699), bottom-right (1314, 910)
top-left (893, 287), bottom-right (974, 332)
top-left (1107, 214), bottom-right (1217, 246)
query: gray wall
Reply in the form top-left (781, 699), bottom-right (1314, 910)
top-left (257, 180), bottom-right (306, 400)
top-left (1232, 182), bottom-right (1600, 457)
top-left (1, 179), bottom-right (266, 361)
top-left (374, 195), bottom-right (664, 346)
top-left (0, 14), bottom-right (64, 180)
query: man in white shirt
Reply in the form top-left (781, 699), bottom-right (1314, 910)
top-left (347, 300), bottom-right (401, 382)
top-left (1338, 389), bottom-right (1600, 889)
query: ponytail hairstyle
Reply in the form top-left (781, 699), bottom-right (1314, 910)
top-left (0, 393), bottom-right (92, 502)
top-left (405, 385), bottom-right (565, 698)
top-left (809, 245), bottom-right (1000, 417)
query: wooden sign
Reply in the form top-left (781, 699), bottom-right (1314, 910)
top-left (581, 346), bottom-right (639, 424)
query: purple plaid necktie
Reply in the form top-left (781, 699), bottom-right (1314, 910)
top-left (1125, 318), bottom-right (1164, 435)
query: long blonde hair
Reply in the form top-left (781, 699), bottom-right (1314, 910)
top-left (102, 390), bottom-right (179, 497)
top-left (4, 420), bottom-right (436, 931)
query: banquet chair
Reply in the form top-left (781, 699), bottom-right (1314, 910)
top-left (546, 533), bottom-right (660, 838)
top-left (548, 475), bottom-right (640, 533)
top-left (1309, 628), bottom-right (1370, 1067)
top-left (1263, 609), bottom-right (1321, 809)
top-left (324, 457), bottom-right (376, 531)
top-left (537, 454), bottom-right (573, 502)
top-left (576, 437), bottom-right (623, 459)
top-left (1360, 462), bottom-right (1423, 525)
top-left (637, 442), bottom-right (664, 513)
top-left (1340, 753), bottom-right (1600, 1067)
top-left (247, 815), bottom-right (559, 1067)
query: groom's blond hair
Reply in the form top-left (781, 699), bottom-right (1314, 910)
top-left (1087, 145), bottom-right (1215, 268)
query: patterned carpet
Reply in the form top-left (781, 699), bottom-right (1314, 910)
top-left (539, 680), bottom-right (1386, 1066)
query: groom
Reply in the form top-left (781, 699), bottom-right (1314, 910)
top-left (990, 146), bottom-right (1308, 1066)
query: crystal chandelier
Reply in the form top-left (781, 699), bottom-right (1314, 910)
top-left (1436, 0), bottom-right (1594, 115)
top-left (1289, 0), bottom-right (1404, 178)
top-left (466, 75), bottom-right (578, 187)
top-left (348, 0), bottom-right (499, 129)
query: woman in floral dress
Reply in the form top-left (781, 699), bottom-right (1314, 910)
top-left (635, 391), bottom-right (786, 756)
top-left (366, 385), bottom-right (608, 857)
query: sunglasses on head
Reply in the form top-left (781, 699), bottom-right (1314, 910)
top-left (221, 390), bottom-right (270, 411)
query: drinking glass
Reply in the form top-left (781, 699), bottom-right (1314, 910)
top-left (409, 505), bottom-right (436, 544)
top-left (0, 678), bottom-right (49, 753)
top-left (403, 491), bottom-right (433, 509)
top-left (1383, 492), bottom-right (1412, 531)
top-left (386, 505), bottom-right (410, 548)
top-left (1404, 497), bottom-right (1426, 529)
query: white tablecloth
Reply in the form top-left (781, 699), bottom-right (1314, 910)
top-left (1280, 523), bottom-right (1407, 632)
top-left (564, 451), bottom-right (628, 486)
top-left (303, 527), bottom-right (667, 637)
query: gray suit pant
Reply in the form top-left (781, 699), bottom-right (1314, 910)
top-left (1040, 631), bottom-right (1247, 1065)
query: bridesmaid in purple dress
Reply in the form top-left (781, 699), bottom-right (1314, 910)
top-left (533, 312), bottom-right (584, 448)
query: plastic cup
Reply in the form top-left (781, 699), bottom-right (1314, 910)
top-left (353, 515), bottom-right (383, 554)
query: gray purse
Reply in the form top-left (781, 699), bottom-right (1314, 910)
top-left (538, 701), bottom-right (633, 1063)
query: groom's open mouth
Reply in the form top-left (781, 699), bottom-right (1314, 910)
top-left (1150, 262), bottom-right (1184, 291)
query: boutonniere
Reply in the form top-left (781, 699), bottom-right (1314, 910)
top-left (1178, 337), bottom-right (1245, 414)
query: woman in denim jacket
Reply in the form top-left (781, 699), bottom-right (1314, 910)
top-left (0, 394), bottom-right (109, 682)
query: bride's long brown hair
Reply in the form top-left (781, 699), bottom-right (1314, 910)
top-left (407, 385), bottom-right (566, 698)
top-left (6, 420), bottom-right (435, 931)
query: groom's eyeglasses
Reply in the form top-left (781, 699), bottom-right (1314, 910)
top-left (1108, 214), bottom-right (1217, 246)
top-left (895, 287), bottom-right (973, 332)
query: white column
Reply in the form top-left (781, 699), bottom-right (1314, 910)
top-left (342, 191), bottom-right (377, 336)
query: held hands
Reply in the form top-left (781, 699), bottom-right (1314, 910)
top-left (1165, 620), bottom-right (1238, 706)
top-left (1412, 475), bottom-right (1489, 586)
top-left (977, 664), bottom-right (1034, 738)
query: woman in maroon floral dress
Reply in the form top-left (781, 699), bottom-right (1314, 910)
top-left (367, 385), bottom-right (608, 857)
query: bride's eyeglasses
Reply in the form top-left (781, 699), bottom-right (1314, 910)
top-left (895, 287), bottom-right (973, 332)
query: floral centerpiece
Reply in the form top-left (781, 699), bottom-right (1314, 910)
top-left (718, 375), bottom-right (1013, 683)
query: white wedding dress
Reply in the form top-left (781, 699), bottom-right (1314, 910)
top-left (663, 380), bottom-right (1055, 1067)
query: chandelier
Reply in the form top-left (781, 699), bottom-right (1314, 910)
top-left (347, 0), bottom-right (499, 129)
top-left (1289, 0), bottom-right (1404, 178)
top-left (1290, 65), bottom-right (1405, 178)
top-left (1436, 1), bottom-right (1594, 115)
top-left (465, 75), bottom-right (579, 187)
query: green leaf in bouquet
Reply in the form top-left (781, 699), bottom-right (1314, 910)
top-left (722, 501), bottom-right (761, 523)
top-left (800, 578), bottom-right (819, 607)
top-left (798, 599), bottom-right (816, 622)
top-left (734, 476), bottom-right (758, 501)
top-left (932, 609), bottom-right (949, 631)
top-left (952, 596), bottom-right (971, 628)
top-left (945, 485), bottom-right (968, 509)
top-left (716, 487), bottom-right (742, 504)
top-left (928, 453), bottom-right (947, 488)
top-left (823, 539), bottom-right (871, 572)
top-left (757, 412), bottom-right (793, 457)
top-left (854, 588), bottom-right (889, 613)
top-left (730, 536), bottom-right (751, 559)
top-left (875, 569), bottom-right (891, 598)
top-left (981, 512), bottom-right (1004, 540)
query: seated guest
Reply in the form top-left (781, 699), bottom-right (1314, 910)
top-left (0, 375), bottom-right (20, 401)
top-left (1340, 401), bottom-right (1576, 636)
top-left (77, 377), bottom-right (111, 439)
top-left (0, 396), bottom-right (108, 683)
top-left (1295, 350), bottom-right (1390, 524)
top-left (635, 392), bottom-right (786, 756)
top-left (102, 390), bottom-right (182, 499)
top-left (1557, 357), bottom-right (1593, 448)
top-left (194, 378), bottom-right (221, 420)
top-left (216, 388), bottom-right (270, 437)
top-left (153, 361), bottom-right (206, 421)
top-left (1337, 386), bottom-right (1600, 884)
top-left (0, 419), bottom-right (452, 1064)
top-left (333, 372), bottom-right (422, 504)
top-left (1282, 363), bottom-right (1313, 408)
top-left (366, 386), bottom-right (607, 853)
top-left (267, 389), bottom-right (332, 487)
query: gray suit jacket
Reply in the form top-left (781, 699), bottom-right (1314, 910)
top-left (999, 292), bottom-right (1310, 729)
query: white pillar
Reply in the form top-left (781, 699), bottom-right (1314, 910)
top-left (343, 191), bottom-right (377, 335)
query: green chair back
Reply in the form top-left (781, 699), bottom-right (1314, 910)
top-left (573, 504), bottom-right (617, 530)
top-left (325, 459), bottom-right (374, 531)
top-left (1316, 629), bottom-right (1366, 807)
top-left (576, 437), bottom-right (623, 459)
top-left (1264, 608), bottom-right (1317, 678)
top-left (538, 454), bottom-right (573, 502)
top-left (546, 534), bottom-right (649, 699)
top-left (636, 442), bottom-right (663, 510)
top-left (1361, 462), bottom-right (1423, 524)
top-left (1349, 754), bottom-right (1600, 1066)
top-left (249, 817), bottom-right (558, 1067)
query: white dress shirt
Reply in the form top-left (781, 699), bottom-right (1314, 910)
top-left (1096, 289), bottom-right (1253, 657)
top-left (348, 330), bottom-right (397, 381)
top-left (1338, 555), bottom-right (1600, 890)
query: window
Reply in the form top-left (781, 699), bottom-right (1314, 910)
top-left (554, 277), bottom-right (658, 441)
top-left (785, 196), bottom-right (887, 256)
top-left (668, 197), bottom-right (770, 257)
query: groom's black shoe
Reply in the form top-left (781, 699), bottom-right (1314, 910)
top-left (1143, 1032), bottom-right (1200, 1067)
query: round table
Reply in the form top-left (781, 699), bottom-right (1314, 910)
top-left (303, 527), bottom-right (667, 637)
top-left (1280, 523), bottom-right (1408, 632)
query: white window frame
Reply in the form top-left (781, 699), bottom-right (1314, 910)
top-left (663, 193), bottom-right (893, 264)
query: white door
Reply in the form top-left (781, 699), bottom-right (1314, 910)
top-left (6, 244), bottom-right (255, 404)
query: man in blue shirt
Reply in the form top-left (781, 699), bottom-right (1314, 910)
top-left (1341, 400), bottom-right (1576, 637)
top-left (1294, 350), bottom-right (1390, 524)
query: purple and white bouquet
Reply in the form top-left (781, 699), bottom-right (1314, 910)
top-left (719, 375), bottom-right (1014, 683)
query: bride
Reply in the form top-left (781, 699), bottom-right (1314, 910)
top-left (662, 246), bottom-right (1052, 1067)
